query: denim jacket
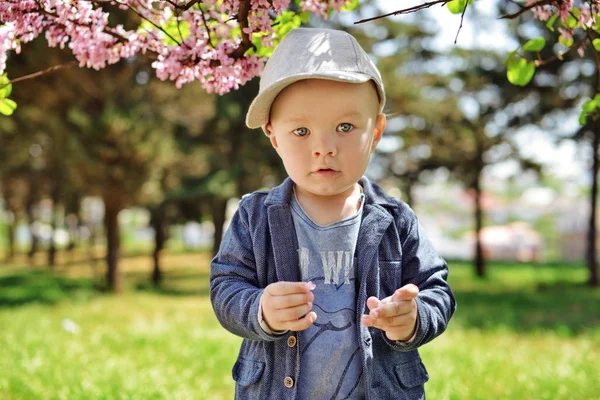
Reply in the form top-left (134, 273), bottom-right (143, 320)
top-left (210, 177), bottom-right (456, 400)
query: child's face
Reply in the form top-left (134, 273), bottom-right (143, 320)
top-left (265, 79), bottom-right (386, 199)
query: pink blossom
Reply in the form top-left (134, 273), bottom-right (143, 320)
top-left (579, 2), bottom-right (595, 28)
top-left (558, 27), bottom-right (573, 43)
top-left (0, 0), bottom-right (354, 94)
top-left (558, 0), bottom-right (573, 23)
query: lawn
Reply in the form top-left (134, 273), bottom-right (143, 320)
top-left (0, 253), bottom-right (599, 399)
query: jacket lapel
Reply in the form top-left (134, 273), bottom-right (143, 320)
top-left (267, 204), bottom-right (301, 283)
top-left (356, 204), bottom-right (393, 303)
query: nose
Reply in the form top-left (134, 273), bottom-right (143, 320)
top-left (312, 132), bottom-right (337, 158)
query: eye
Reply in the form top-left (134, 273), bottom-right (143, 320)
top-left (293, 127), bottom-right (310, 137)
top-left (337, 123), bottom-right (354, 133)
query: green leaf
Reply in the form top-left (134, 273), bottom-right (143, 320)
top-left (523, 37), bottom-right (546, 52)
top-left (546, 13), bottom-right (559, 32)
top-left (0, 98), bottom-right (17, 115)
top-left (504, 48), bottom-right (519, 65)
top-left (507, 58), bottom-right (536, 86)
top-left (162, 19), bottom-right (190, 46)
top-left (564, 12), bottom-right (579, 29)
top-left (559, 33), bottom-right (574, 48)
top-left (137, 18), bottom-right (190, 46)
top-left (578, 95), bottom-right (600, 125)
top-left (341, 0), bottom-right (359, 12)
top-left (594, 17), bottom-right (600, 33)
top-left (447, 0), bottom-right (467, 14)
top-left (583, 99), bottom-right (598, 113)
top-left (300, 12), bottom-right (310, 24)
top-left (0, 74), bottom-right (11, 98)
top-left (593, 39), bottom-right (600, 52)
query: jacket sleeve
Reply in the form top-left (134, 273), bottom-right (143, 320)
top-left (209, 200), bottom-right (284, 342)
top-left (382, 205), bottom-right (457, 351)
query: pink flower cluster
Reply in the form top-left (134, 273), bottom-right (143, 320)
top-left (0, 0), bottom-right (353, 94)
top-left (527, 0), bottom-right (599, 58)
top-left (300, 0), bottom-right (349, 19)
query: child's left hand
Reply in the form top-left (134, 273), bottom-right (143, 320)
top-left (361, 284), bottom-right (419, 341)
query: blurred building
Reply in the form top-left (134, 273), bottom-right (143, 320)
top-left (464, 222), bottom-right (543, 262)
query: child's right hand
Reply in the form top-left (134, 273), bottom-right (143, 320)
top-left (261, 281), bottom-right (317, 332)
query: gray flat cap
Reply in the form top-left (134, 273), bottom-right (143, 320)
top-left (245, 27), bottom-right (386, 130)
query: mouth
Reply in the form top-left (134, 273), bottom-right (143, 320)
top-left (313, 168), bottom-right (339, 176)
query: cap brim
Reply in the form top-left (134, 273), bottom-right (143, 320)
top-left (245, 72), bottom-right (379, 131)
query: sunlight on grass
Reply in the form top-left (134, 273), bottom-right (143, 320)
top-left (0, 255), bottom-right (598, 399)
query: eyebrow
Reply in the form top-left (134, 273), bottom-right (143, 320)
top-left (282, 110), bottom-right (366, 124)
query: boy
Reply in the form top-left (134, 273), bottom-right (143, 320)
top-left (210, 27), bottom-right (456, 400)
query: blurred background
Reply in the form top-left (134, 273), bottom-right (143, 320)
top-left (1, 0), bottom-right (599, 399)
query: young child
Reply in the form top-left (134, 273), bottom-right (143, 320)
top-left (210, 27), bottom-right (456, 400)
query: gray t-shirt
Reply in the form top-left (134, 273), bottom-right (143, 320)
top-left (291, 192), bottom-right (365, 400)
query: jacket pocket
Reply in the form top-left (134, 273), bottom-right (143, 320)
top-left (394, 358), bottom-right (429, 389)
top-left (232, 357), bottom-right (265, 386)
top-left (379, 260), bottom-right (402, 294)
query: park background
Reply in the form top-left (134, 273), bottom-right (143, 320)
top-left (1, 0), bottom-right (599, 399)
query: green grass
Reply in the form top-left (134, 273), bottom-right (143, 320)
top-left (1, 256), bottom-right (599, 399)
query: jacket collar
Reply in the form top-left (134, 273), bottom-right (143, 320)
top-left (264, 176), bottom-right (399, 208)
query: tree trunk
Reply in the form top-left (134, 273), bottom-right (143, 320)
top-left (104, 199), bottom-right (122, 293)
top-left (5, 212), bottom-right (16, 262)
top-left (88, 222), bottom-right (98, 276)
top-left (474, 172), bottom-right (485, 278)
top-left (587, 131), bottom-right (599, 287)
top-left (211, 197), bottom-right (228, 257)
top-left (47, 185), bottom-right (60, 268)
top-left (151, 203), bottom-right (168, 286)
top-left (26, 197), bottom-right (39, 264)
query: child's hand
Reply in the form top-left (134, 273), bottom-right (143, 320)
top-left (361, 284), bottom-right (419, 341)
top-left (261, 281), bottom-right (317, 332)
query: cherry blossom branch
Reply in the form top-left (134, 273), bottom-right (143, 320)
top-left (198, 4), bottom-right (215, 49)
top-left (500, 0), bottom-right (554, 19)
top-left (164, 0), bottom-right (202, 12)
top-left (534, 35), bottom-right (588, 67)
top-left (354, 0), bottom-right (450, 24)
top-left (230, 0), bottom-right (255, 60)
top-left (454, 0), bottom-right (469, 44)
top-left (2, 62), bottom-right (77, 87)
top-left (115, 1), bottom-right (183, 46)
top-left (586, 29), bottom-right (600, 93)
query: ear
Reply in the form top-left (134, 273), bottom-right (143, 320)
top-left (265, 122), bottom-right (279, 149)
top-left (371, 113), bottom-right (386, 152)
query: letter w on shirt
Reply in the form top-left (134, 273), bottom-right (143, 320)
top-left (320, 251), bottom-right (352, 285)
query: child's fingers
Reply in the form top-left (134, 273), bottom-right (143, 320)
top-left (391, 284), bottom-right (419, 302)
top-left (366, 296), bottom-right (380, 311)
top-left (267, 281), bottom-right (315, 296)
top-left (285, 311), bottom-right (317, 331)
top-left (361, 314), bottom-right (373, 327)
top-left (271, 292), bottom-right (314, 309)
top-left (275, 302), bottom-right (313, 322)
top-left (372, 300), bottom-right (415, 319)
top-left (379, 314), bottom-right (415, 328)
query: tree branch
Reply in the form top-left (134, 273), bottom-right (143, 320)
top-left (113, 2), bottom-right (183, 46)
top-left (500, 0), bottom-right (554, 19)
top-left (199, 4), bottom-right (215, 49)
top-left (164, 0), bottom-right (202, 11)
top-left (230, 0), bottom-right (255, 60)
top-left (454, 1), bottom-right (469, 44)
top-left (354, 0), bottom-right (450, 24)
top-left (535, 35), bottom-right (587, 66)
top-left (2, 62), bottom-right (77, 87)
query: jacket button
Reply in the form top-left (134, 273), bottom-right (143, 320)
top-left (287, 335), bottom-right (297, 348)
top-left (284, 376), bottom-right (294, 388)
